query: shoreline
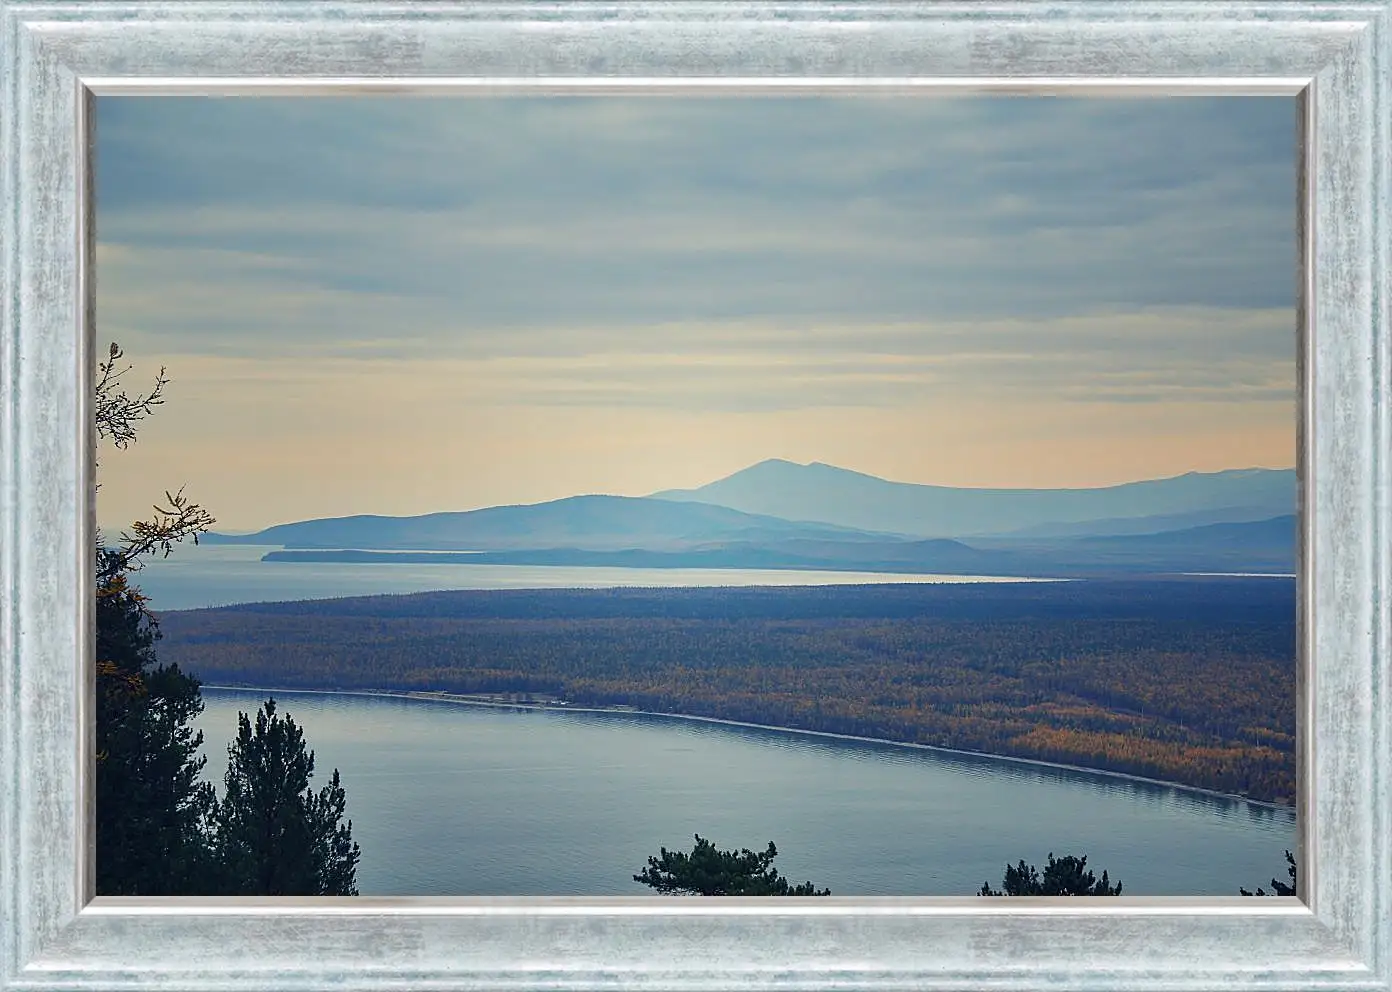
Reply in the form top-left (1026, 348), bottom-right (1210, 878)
top-left (201, 683), bottom-right (1295, 813)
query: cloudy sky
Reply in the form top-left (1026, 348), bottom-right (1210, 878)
top-left (96, 96), bottom-right (1296, 532)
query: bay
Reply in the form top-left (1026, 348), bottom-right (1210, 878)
top-left (135, 544), bottom-right (1057, 612)
top-left (195, 687), bottom-right (1296, 898)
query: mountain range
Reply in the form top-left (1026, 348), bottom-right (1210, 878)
top-left (204, 494), bottom-right (900, 552)
top-left (205, 460), bottom-right (1298, 577)
top-left (652, 459), bottom-right (1294, 538)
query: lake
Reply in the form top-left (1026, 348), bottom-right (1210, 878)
top-left (195, 687), bottom-right (1296, 897)
top-left (134, 544), bottom-right (1059, 612)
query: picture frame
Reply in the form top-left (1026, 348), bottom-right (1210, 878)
top-left (1, 0), bottom-right (1389, 989)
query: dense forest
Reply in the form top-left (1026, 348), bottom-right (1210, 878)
top-left (157, 578), bottom-right (1297, 805)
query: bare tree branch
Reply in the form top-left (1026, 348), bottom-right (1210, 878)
top-left (95, 341), bottom-right (169, 455)
top-left (98, 487), bottom-right (216, 586)
top-left (95, 343), bottom-right (216, 587)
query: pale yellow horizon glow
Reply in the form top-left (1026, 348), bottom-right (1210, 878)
top-left (94, 96), bottom-right (1297, 534)
top-left (97, 334), bottom-right (1296, 533)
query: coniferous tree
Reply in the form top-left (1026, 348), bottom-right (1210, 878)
top-left (93, 344), bottom-right (360, 896)
top-left (93, 343), bottom-right (220, 895)
top-left (214, 698), bottom-right (361, 895)
top-left (980, 852), bottom-right (1123, 896)
top-left (635, 835), bottom-right (830, 896)
top-left (308, 768), bottom-right (360, 896)
top-left (1241, 849), bottom-right (1297, 896)
top-left (94, 563), bottom-right (218, 895)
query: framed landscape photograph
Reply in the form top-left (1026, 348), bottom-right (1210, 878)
top-left (2, 1), bottom-right (1391, 991)
top-left (90, 91), bottom-right (1302, 902)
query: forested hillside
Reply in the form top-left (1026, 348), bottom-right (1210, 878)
top-left (157, 579), bottom-right (1297, 805)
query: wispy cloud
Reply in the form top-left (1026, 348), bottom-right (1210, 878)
top-left (98, 95), bottom-right (1295, 335)
top-left (94, 95), bottom-right (1296, 527)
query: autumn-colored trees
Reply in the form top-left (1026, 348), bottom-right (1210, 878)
top-left (158, 580), bottom-right (1296, 803)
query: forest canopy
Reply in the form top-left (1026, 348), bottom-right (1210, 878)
top-left (158, 579), bottom-right (1296, 804)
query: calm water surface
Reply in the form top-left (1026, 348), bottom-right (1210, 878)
top-left (195, 688), bottom-right (1295, 897)
top-left (137, 544), bottom-right (1056, 611)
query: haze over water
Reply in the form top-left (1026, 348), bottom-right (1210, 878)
top-left (141, 544), bottom-right (1056, 612)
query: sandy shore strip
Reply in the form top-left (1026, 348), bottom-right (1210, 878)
top-left (201, 683), bottom-right (1294, 812)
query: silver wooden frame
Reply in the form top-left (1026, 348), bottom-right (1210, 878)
top-left (1, 2), bottom-right (1389, 990)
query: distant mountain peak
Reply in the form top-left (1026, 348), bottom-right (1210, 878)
top-left (685, 459), bottom-right (1295, 492)
top-left (201, 492), bottom-right (899, 553)
top-left (650, 460), bottom-right (1296, 540)
top-left (723, 458), bottom-right (891, 484)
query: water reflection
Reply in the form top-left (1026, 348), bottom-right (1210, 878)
top-left (535, 706), bottom-right (1284, 820)
top-left (196, 687), bottom-right (1295, 897)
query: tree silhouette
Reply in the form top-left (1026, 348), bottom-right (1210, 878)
top-left (980, 852), bottom-right (1123, 896)
top-left (94, 342), bottom-right (219, 895)
top-left (95, 342), bottom-right (214, 585)
top-left (94, 572), bottom-right (218, 894)
top-left (1241, 849), bottom-right (1297, 896)
top-left (635, 835), bottom-right (830, 896)
top-left (215, 698), bottom-right (361, 895)
top-left (94, 344), bottom-right (358, 897)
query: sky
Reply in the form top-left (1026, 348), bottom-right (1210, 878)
top-left (95, 96), bottom-right (1297, 532)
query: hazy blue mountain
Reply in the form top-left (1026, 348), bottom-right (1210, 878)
top-left (1048, 514), bottom-right (1295, 571)
top-left (262, 514), bottom-right (1296, 577)
top-left (652, 459), bottom-right (1296, 538)
top-left (982, 504), bottom-right (1289, 540)
top-left (205, 462), bottom-right (1295, 575)
top-left (202, 494), bottom-right (900, 552)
